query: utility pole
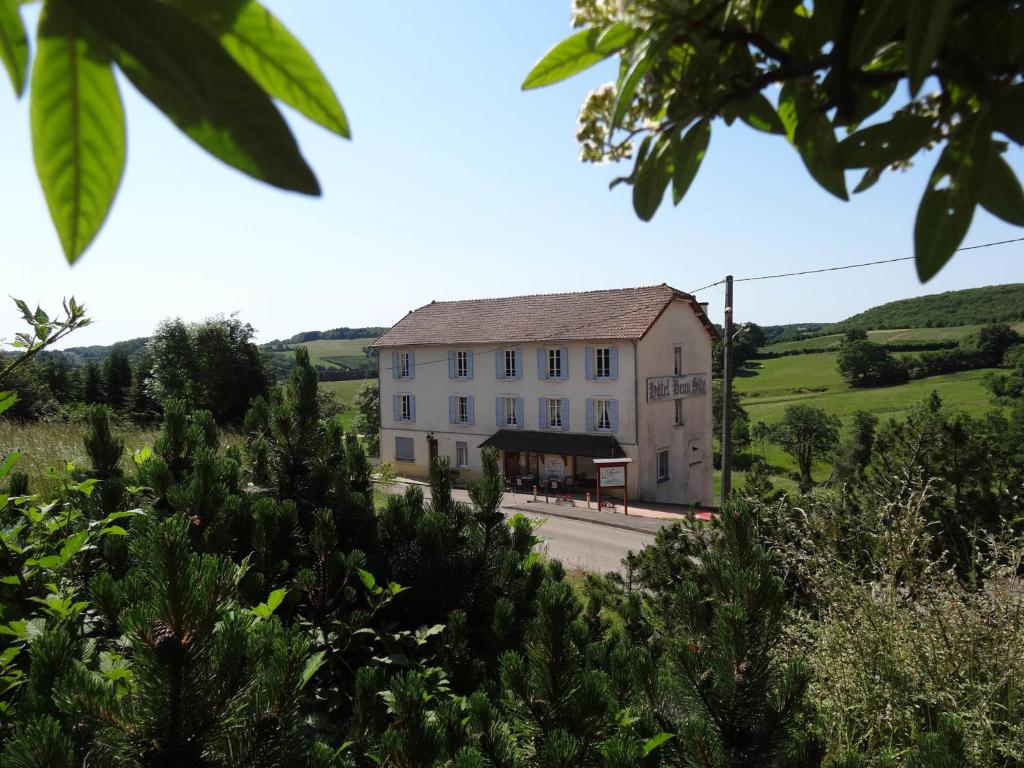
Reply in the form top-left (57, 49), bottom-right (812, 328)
top-left (721, 274), bottom-right (734, 507)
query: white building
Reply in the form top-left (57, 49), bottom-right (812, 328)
top-left (370, 284), bottom-right (717, 506)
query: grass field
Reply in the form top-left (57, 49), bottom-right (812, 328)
top-left (265, 338), bottom-right (377, 370)
top-left (722, 350), bottom-right (1009, 493)
top-left (737, 353), bottom-right (1004, 427)
top-left (764, 321), bottom-right (1024, 353)
top-left (319, 378), bottom-right (374, 431)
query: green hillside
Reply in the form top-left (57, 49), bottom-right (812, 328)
top-left (763, 321), bottom-right (1024, 353)
top-left (736, 353), bottom-right (1005, 428)
top-left (834, 283), bottom-right (1024, 331)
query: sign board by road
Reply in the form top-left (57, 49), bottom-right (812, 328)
top-left (646, 373), bottom-right (709, 402)
top-left (599, 466), bottom-right (625, 487)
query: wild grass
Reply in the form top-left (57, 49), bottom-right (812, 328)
top-left (0, 420), bottom-right (160, 498)
top-left (265, 338), bottom-right (376, 369)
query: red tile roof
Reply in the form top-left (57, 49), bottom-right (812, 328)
top-left (370, 284), bottom-right (717, 347)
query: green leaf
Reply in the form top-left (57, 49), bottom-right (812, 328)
top-left (59, 531), bottom-right (89, 562)
top-left (979, 148), bottom-right (1024, 226)
top-left (0, 0), bottom-right (28, 95)
top-left (642, 732), bottom-right (674, 757)
top-left (632, 136), bottom-right (672, 221)
top-left (300, 650), bottom-right (325, 687)
top-left (906, 0), bottom-right (952, 96)
top-left (0, 451), bottom-right (21, 479)
top-left (734, 93), bottom-right (785, 135)
top-left (0, 392), bottom-right (16, 416)
top-left (31, 0), bottom-right (126, 264)
top-left (357, 568), bottom-right (380, 593)
top-left (839, 114), bottom-right (932, 168)
top-left (168, 0), bottom-right (349, 138)
top-left (849, 0), bottom-right (907, 66)
top-left (610, 38), bottom-right (651, 129)
top-left (914, 114), bottom-right (991, 281)
top-left (671, 119), bottom-right (711, 205)
top-left (794, 110), bottom-right (848, 201)
top-left (252, 586), bottom-right (287, 618)
top-left (993, 85), bottom-right (1024, 144)
top-left (854, 165), bottom-right (885, 193)
top-left (82, 0), bottom-right (319, 195)
top-left (522, 22), bottom-right (635, 90)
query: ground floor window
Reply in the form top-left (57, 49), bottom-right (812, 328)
top-left (674, 398), bottom-right (683, 426)
top-left (657, 448), bottom-right (669, 482)
top-left (395, 436), bottom-right (415, 462)
top-left (456, 441), bottom-right (469, 468)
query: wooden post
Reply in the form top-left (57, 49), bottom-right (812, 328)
top-left (721, 274), bottom-right (734, 507)
top-left (624, 463), bottom-right (628, 515)
top-left (596, 470), bottom-right (601, 511)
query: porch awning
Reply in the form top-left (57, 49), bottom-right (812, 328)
top-left (479, 429), bottom-right (626, 459)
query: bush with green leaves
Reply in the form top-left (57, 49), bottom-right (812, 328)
top-left (524, 0), bottom-right (1023, 280)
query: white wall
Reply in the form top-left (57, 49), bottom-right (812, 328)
top-left (635, 299), bottom-right (715, 505)
top-left (378, 342), bottom-right (638, 480)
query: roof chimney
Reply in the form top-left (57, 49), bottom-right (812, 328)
top-left (699, 302), bottom-right (709, 314)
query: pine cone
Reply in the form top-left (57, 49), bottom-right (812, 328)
top-left (151, 621), bottom-right (183, 664)
top-left (697, 668), bottom-right (714, 691)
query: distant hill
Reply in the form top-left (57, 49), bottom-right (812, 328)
top-left (41, 337), bottom-right (150, 368)
top-left (263, 326), bottom-right (387, 346)
top-left (834, 283), bottom-right (1024, 331)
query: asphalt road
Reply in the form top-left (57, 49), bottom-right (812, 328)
top-left (518, 511), bottom-right (653, 574)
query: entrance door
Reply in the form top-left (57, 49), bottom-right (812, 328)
top-left (428, 437), bottom-right (439, 466)
top-left (503, 450), bottom-right (520, 479)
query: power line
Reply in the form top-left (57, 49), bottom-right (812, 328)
top-left (690, 236), bottom-right (1024, 290)
top-left (376, 236), bottom-right (1022, 372)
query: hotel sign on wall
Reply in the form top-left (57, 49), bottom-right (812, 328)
top-left (646, 373), bottom-right (709, 402)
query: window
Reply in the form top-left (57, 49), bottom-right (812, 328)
top-left (395, 436), bottom-right (415, 462)
top-left (503, 397), bottom-right (518, 426)
top-left (400, 394), bottom-right (412, 421)
top-left (674, 398), bottom-right (683, 426)
top-left (504, 349), bottom-right (517, 378)
top-left (674, 346), bottom-right (683, 376)
top-left (548, 349), bottom-right (562, 379)
top-left (547, 398), bottom-right (563, 428)
top-left (595, 399), bottom-right (611, 431)
top-left (456, 441), bottom-right (469, 468)
top-left (457, 395), bottom-right (469, 424)
top-left (657, 449), bottom-right (669, 482)
top-left (456, 350), bottom-right (468, 378)
top-left (399, 351), bottom-right (412, 378)
top-left (595, 347), bottom-right (611, 379)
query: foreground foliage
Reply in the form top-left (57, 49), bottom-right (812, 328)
top-left (526, 0), bottom-right (1024, 280)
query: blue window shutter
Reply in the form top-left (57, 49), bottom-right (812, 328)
top-left (495, 351), bottom-right (503, 379)
top-left (609, 347), bottom-right (618, 380)
top-left (585, 399), bottom-right (594, 431)
top-left (560, 347), bottom-right (569, 380)
top-left (391, 352), bottom-right (399, 379)
top-left (538, 397), bottom-right (546, 429)
top-left (585, 347), bottom-right (593, 380)
top-left (514, 397), bottom-right (524, 426)
top-left (448, 351), bottom-right (455, 379)
top-left (467, 396), bottom-right (475, 425)
top-left (561, 397), bottom-right (570, 431)
top-left (409, 395), bottom-right (416, 422)
top-left (610, 399), bottom-right (619, 432)
top-left (392, 394), bottom-right (400, 422)
top-left (466, 351), bottom-right (474, 379)
top-left (538, 348), bottom-right (547, 380)
top-left (514, 348), bottom-right (523, 380)
top-left (449, 395), bottom-right (456, 424)
top-left (496, 397), bottom-right (502, 427)
top-left (408, 351), bottom-right (415, 379)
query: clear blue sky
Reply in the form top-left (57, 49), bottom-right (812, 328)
top-left (1, 2), bottom-right (1022, 347)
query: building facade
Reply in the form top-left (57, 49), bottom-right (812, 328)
top-left (370, 284), bottom-right (717, 506)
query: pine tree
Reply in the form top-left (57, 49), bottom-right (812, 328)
top-left (102, 350), bottom-right (133, 411)
top-left (81, 362), bottom-right (104, 405)
top-left (662, 499), bottom-right (823, 768)
top-left (19, 516), bottom-right (318, 768)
